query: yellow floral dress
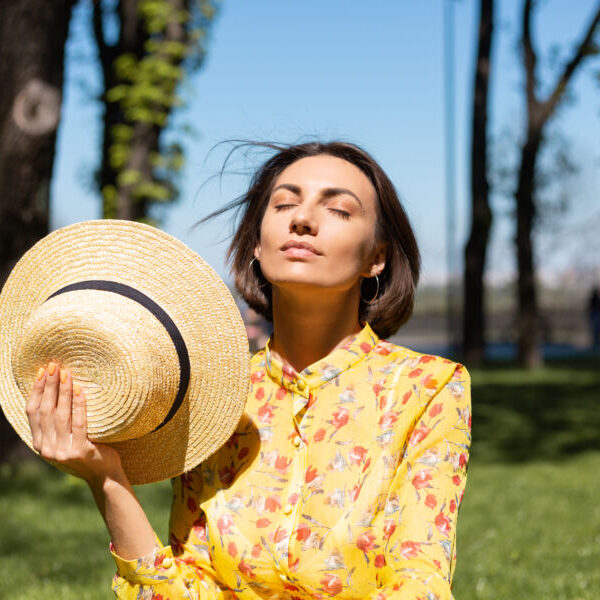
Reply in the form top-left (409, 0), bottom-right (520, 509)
top-left (110, 322), bottom-right (471, 600)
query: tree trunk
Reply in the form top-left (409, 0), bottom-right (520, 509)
top-left (515, 130), bottom-right (543, 368)
top-left (463, 0), bottom-right (494, 365)
top-left (0, 0), bottom-right (75, 462)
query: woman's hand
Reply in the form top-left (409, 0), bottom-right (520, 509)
top-left (26, 361), bottom-right (124, 485)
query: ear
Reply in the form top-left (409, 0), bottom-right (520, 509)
top-left (254, 243), bottom-right (261, 261)
top-left (362, 241), bottom-right (387, 278)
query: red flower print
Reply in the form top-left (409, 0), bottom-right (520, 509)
top-left (265, 495), bottom-right (282, 512)
top-left (412, 470), bottom-right (433, 490)
top-left (227, 541), bottom-right (237, 557)
top-left (373, 381), bottom-right (383, 396)
top-left (356, 530), bottom-right (376, 552)
top-left (362, 457), bottom-right (372, 473)
top-left (307, 393), bottom-right (317, 408)
top-left (399, 541), bottom-right (421, 559)
top-left (435, 511), bottom-right (452, 535)
top-left (379, 395), bottom-right (387, 410)
top-left (282, 364), bottom-right (297, 381)
top-left (422, 374), bottom-right (438, 389)
top-left (255, 386), bottom-right (265, 400)
top-left (238, 446), bottom-right (249, 460)
top-left (251, 543), bottom-right (262, 557)
top-left (332, 406), bottom-right (349, 429)
top-left (409, 425), bottom-right (430, 446)
top-left (452, 475), bottom-right (461, 486)
top-left (187, 496), bottom-right (198, 512)
top-left (238, 559), bottom-right (255, 579)
top-left (374, 554), bottom-right (386, 568)
top-left (459, 453), bottom-right (468, 468)
top-left (428, 403), bottom-right (443, 418)
top-left (349, 484), bottom-right (361, 502)
top-left (151, 594), bottom-right (164, 600)
top-left (295, 522), bottom-right (311, 541)
top-left (305, 465), bottom-right (319, 483)
top-left (383, 519), bottom-right (396, 539)
top-left (258, 402), bottom-right (274, 424)
top-left (289, 554), bottom-right (300, 572)
top-left (250, 369), bottom-right (265, 383)
top-left (224, 433), bottom-right (239, 449)
top-left (408, 368), bottom-right (423, 378)
top-left (275, 454), bottom-right (292, 474)
top-left (217, 514), bottom-right (234, 535)
top-left (434, 559), bottom-right (441, 569)
top-left (256, 517), bottom-right (271, 528)
top-left (360, 342), bottom-right (372, 353)
top-left (373, 344), bottom-right (390, 356)
top-left (154, 553), bottom-right (165, 568)
top-left (288, 492), bottom-right (300, 505)
top-left (276, 387), bottom-right (287, 400)
top-left (219, 465), bottom-right (236, 485)
top-left (379, 410), bottom-right (399, 430)
top-left (274, 527), bottom-right (288, 543)
top-left (425, 493), bottom-right (437, 509)
top-left (419, 355), bottom-right (435, 363)
top-left (321, 573), bottom-right (343, 596)
top-left (449, 499), bottom-right (457, 513)
top-left (402, 391), bottom-right (411, 405)
top-left (348, 446), bottom-right (367, 465)
top-left (192, 518), bottom-right (207, 540)
top-left (314, 428), bottom-right (326, 442)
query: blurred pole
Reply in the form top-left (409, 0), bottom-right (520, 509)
top-left (443, 0), bottom-right (460, 356)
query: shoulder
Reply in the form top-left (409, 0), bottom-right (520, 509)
top-left (374, 338), bottom-right (470, 399)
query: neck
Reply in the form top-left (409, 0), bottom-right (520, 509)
top-left (270, 285), bottom-right (363, 373)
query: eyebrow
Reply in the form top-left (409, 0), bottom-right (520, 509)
top-left (271, 183), bottom-right (364, 209)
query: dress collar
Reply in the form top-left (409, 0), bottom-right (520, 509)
top-left (263, 322), bottom-right (379, 396)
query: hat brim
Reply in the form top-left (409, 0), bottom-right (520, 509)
top-left (0, 220), bottom-right (250, 484)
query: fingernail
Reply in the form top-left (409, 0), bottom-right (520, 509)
top-left (73, 383), bottom-right (81, 396)
top-left (48, 362), bottom-right (56, 376)
top-left (36, 367), bottom-right (45, 381)
top-left (60, 369), bottom-right (67, 384)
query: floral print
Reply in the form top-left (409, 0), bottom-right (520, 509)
top-left (111, 322), bottom-right (471, 599)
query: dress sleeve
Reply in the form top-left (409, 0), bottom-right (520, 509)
top-left (109, 533), bottom-right (230, 599)
top-left (368, 362), bottom-right (472, 600)
top-left (109, 471), bottom-right (231, 600)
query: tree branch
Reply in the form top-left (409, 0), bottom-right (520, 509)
top-left (543, 4), bottom-right (600, 121)
top-left (522, 0), bottom-right (538, 123)
top-left (92, 0), bottom-right (114, 89)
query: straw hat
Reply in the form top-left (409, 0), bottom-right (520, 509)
top-left (0, 219), bottom-right (250, 484)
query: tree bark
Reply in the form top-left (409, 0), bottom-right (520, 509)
top-left (516, 1), bottom-right (600, 367)
top-left (463, 0), bottom-right (494, 365)
top-left (0, 0), bottom-right (75, 461)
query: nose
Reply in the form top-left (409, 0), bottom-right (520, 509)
top-left (289, 204), bottom-right (318, 235)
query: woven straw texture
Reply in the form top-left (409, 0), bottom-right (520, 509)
top-left (0, 220), bottom-right (250, 484)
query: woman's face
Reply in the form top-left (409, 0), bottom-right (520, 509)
top-left (255, 154), bottom-right (386, 294)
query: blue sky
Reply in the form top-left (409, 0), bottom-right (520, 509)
top-left (51, 0), bottom-right (600, 287)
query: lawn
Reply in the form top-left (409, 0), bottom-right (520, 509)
top-left (1, 357), bottom-right (599, 599)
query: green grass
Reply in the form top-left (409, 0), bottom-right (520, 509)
top-left (1, 356), bottom-right (599, 599)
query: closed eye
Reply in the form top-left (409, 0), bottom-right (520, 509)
top-left (274, 204), bottom-right (296, 211)
top-left (329, 208), bottom-right (350, 220)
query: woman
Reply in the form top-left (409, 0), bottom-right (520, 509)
top-left (27, 141), bottom-right (471, 599)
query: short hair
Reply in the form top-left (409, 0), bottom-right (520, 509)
top-left (195, 140), bottom-right (421, 340)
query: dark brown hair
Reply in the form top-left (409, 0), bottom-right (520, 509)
top-left (194, 140), bottom-right (421, 340)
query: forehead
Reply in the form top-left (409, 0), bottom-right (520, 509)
top-left (273, 155), bottom-right (376, 203)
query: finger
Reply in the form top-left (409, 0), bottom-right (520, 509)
top-left (71, 381), bottom-right (88, 449)
top-left (55, 368), bottom-right (73, 450)
top-left (26, 366), bottom-right (47, 451)
top-left (38, 361), bottom-right (60, 454)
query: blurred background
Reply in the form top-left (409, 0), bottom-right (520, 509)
top-left (1, 0), bottom-right (599, 598)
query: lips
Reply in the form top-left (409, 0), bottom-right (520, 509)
top-left (280, 240), bottom-right (322, 255)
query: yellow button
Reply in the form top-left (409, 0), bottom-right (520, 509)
top-left (293, 435), bottom-right (302, 447)
top-left (297, 379), bottom-right (306, 390)
top-left (161, 556), bottom-right (173, 568)
top-left (283, 503), bottom-right (293, 515)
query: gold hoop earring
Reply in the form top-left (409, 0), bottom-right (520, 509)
top-left (360, 274), bottom-right (379, 305)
